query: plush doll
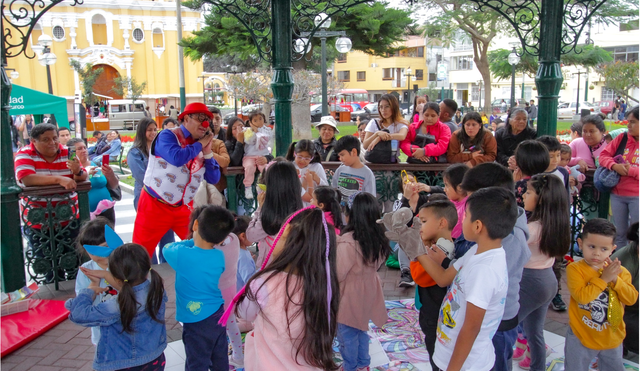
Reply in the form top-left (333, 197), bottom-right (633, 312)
top-left (377, 207), bottom-right (428, 261)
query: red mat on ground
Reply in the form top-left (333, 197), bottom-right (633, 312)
top-left (1, 299), bottom-right (69, 358)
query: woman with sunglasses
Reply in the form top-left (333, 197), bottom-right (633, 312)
top-left (285, 139), bottom-right (328, 206)
top-left (132, 102), bottom-right (221, 258)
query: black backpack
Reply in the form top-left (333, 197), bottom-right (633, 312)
top-left (364, 120), bottom-right (398, 164)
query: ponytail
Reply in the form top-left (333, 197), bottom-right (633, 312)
top-left (108, 243), bottom-right (166, 334)
top-left (146, 269), bottom-right (165, 325)
top-left (285, 141), bottom-right (298, 161)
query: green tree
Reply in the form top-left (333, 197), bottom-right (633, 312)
top-left (596, 61), bottom-right (639, 104)
top-left (111, 76), bottom-right (147, 105)
top-left (488, 45), bottom-right (613, 81)
top-left (69, 60), bottom-right (103, 106)
top-left (420, 1), bottom-right (510, 113)
top-left (180, 1), bottom-right (414, 70)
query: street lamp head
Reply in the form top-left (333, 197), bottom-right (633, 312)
top-left (508, 48), bottom-right (520, 66)
top-left (294, 38), bottom-right (310, 54)
top-left (39, 52), bottom-right (57, 66)
top-left (335, 37), bottom-right (352, 53)
top-left (231, 65), bottom-right (238, 72)
top-left (38, 34), bottom-right (53, 47)
top-left (315, 13), bottom-right (331, 29)
top-left (10, 71), bottom-right (19, 80)
top-left (406, 67), bottom-right (412, 75)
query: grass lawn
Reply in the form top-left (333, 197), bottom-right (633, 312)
top-left (308, 124), bottom-right (358, 140)
top-left (120, 175), bottom-right (135, 187)
top-left (555, 121), bottom-right (627, 133)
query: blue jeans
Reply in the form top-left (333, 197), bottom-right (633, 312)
top-left (491, 327), bottom-right (518, 371)
top-left (183, 306), bottom-right (228, 371)
top-left (337, 323), bottom-right (370, 371)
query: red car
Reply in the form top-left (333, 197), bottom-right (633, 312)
top-left (595, 100), bottom-right (615, 117)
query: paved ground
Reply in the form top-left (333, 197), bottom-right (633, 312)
top-left (2, 191), bottom-right (638, 369)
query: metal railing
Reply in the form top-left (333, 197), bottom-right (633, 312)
top-left (569, 170), bottom-right (609, 258)
top-left (19, 181), bottom-right (91, 290)
top-left (225, 162), bottom-right (450, 213)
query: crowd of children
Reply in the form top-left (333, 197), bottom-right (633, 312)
top-left (64, 109), bottom-right (638, 371)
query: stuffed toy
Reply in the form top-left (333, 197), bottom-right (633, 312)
top-left (377, 207), bottom-right (428, 261)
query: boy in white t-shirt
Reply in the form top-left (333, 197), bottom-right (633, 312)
top-left (401, 187), bottom-right (518, 371)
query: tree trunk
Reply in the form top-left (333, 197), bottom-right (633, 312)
top-left (472, 38), bottom-right (493, 114)
top-left (292, 97), bottom-right (312, 140)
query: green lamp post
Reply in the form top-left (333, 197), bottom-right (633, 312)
top-left (469, 0), bottom-right (608, 137)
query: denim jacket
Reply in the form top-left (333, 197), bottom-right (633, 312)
top-left (65, 280), bottom-right (168, 371)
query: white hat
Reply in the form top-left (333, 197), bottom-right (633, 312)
top-left (315, 116), bottom-right (340, 133)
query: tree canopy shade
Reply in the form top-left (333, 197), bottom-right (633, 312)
top-left (596, 61), bottom-right (639, 104)
top-left (111, 77), bottom-right (147, 104)
top-left (69, 60), bottom-right (103, 106)
top-left (180, 0), bottom-right (414, 68)
top-left (488, 45), bottom-right (613, 81)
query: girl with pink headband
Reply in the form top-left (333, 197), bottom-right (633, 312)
top-left (221, 206), bottom-right (338, 370)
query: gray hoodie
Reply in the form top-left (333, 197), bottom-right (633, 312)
top-left (500, 206), bottom-right (531, 320)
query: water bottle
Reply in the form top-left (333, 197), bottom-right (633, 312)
top-left (390, 140), bottom-right (398, 163)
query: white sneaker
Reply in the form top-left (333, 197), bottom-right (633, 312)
top-left (244, 186), bottom-right (254, 199)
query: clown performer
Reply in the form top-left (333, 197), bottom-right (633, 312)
top-left (132, 103), bottom-right (221, 258)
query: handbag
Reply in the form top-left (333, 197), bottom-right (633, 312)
top-left (364, 120), bottom-right (397, 164)
top-left (594, 134), bottom-right (628, 193)
top-left (407, 125), bottom-right (438, 164)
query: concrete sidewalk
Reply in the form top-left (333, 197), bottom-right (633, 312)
top-left (2, 262), bottom-right (637, 370)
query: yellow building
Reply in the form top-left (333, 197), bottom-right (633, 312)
top-left (6, 0), bottom-right (207, 122)
top-left (333, 36), bottom-right (429, 104)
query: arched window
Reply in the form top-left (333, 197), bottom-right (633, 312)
top-left (152, 28), bottom-right (163, 48)
top-left (92, 14), bottom-right (107, 45)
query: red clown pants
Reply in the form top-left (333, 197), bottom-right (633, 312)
top-left (133, 190), bottom-right (191, 258)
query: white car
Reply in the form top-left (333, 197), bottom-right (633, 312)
top-left (557, 101), bottom-right (596, 120)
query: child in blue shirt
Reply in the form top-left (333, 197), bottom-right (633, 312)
top-left (164, 205), bottom-right (236, 371)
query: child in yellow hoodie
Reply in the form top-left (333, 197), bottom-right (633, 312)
top-left (565, 218), bottom-right (639, 371)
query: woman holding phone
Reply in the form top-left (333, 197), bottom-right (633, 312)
top-left (67, 138), bottom-right (121, 224)
top-left (90, 130), bottom-right (122, 165)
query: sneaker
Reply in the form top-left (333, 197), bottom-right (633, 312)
top-left (244, 186), bottom-right (254, 200)
top-left (229, 355), bottom-right (244, 368)
top-left (550, 293), bottom-right (567, 311)
top-left (513, 337), bottom-right (528, 361)
top-left (518, 352), bottom-right (531, 370)
top-left (398, 269), bottom-right (415, 288)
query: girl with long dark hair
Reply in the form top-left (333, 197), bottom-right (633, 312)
top-left (246, 161), bottom-right (303, 267)
top-left (66, 243), bottom-right (168, 371)
top-left (515, 174), bottom-right (570, 370)
top-left (237, 207), bottom-right (339, 370)
top-left (336, 192), bottom-right (390, 371)
top-left (310, 186), bottom-right (343, 234)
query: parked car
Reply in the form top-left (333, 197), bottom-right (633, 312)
top-left (351, 102), bottom-right (380, 122)
top-left (340, 103), bottom-right (362, 112)
top-left (311, 104), bottom-right (348, 122)
top-left (491, 98), bottom-right (526, 113)
top-left (595, 100), bottom-right (615, 118)
top-left (557, 101), bottom-right (596, 119)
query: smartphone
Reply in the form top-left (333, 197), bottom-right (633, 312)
top-left (68, 148), bottom-right (76, 161)
top-left (102, 154), bottom-right (110, 165)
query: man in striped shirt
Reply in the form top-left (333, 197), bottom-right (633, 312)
top-left (15, 123), bottom-right (88, 282)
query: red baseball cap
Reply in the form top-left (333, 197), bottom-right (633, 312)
top-left (178, 102), bottom-right (214, 121)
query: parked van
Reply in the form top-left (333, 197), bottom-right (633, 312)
top-left (107, 100), bottom-right (147, 130)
